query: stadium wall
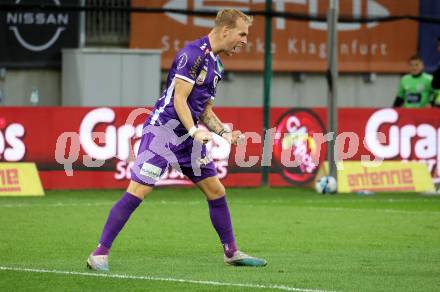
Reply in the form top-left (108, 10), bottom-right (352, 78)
top-left (0, 69), bottom-right (60, 106)
top-left (0, 70), bottom-right (400, 108)
top-left (215, 72), bottom-right (399, 108)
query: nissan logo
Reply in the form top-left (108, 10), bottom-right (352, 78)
top-left (6, 0), bottom-right (69, 52)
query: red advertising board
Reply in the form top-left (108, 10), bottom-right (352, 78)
top-left (130, 0), bottom-right (418, 72)
top-left (0, 107), bottom-right (438, 189)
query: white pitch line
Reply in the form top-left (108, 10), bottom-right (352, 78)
top-left (304, 199), bottom-right (434, 204)
top-left (0, 266), bottom-right (335, 292)
top-left (0, 202), bottom-right (114, 208)
top-left (0, 201), bottom-right (203, 208)
top-left (0, 201), bottom-right (439, 215)
top-left (301, 206), bottom-right (440, 215)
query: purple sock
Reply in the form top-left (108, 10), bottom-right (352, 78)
top-left (93, 244), bottom-right (109, 256)
top-left (223, 241), bottom-right (238, 258)
top-left (93, 192), bottom-right (142, 255)
top-left (207, 196), bottom-right (237, 258)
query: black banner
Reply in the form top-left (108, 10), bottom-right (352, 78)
top-left (0, 0), bottom-right (79, 68)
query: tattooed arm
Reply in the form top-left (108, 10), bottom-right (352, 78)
top-left (200, 100), bottom-right (225, 135)
top-left (200, 100), bottom-right (244, 145)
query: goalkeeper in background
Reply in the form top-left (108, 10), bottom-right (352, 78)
top-left (430, 37), bottom-right (440, 107)
top-left (393, 55), bottom-right (437, 108)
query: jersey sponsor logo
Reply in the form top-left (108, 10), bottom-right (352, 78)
top-left (176, 53), bottom-right (188, 69)
top-left (140, 162), bottom-right (162, 181)
top-left (189, 56), bottom-right (203, 79)
top-left (196, 68), bottom-right (207, 85)
top-left (200, 43), bottom-right (207, 51)
top-left (406, 93), bottom-right (421, 104)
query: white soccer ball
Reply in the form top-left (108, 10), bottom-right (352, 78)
top-left (315, 176), bottom-right (337, 194)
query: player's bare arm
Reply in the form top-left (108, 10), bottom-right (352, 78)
top-left (200, 100), bottom-right (224, 134)
top-left (200, 100), bottom-right (244, 145)
top-left (173, 78), bottom-right (212, 144)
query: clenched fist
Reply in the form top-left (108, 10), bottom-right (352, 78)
top-left (222, 130), bottom-right (245, 145)
top-left (193, 129), bottom-right (212, 144)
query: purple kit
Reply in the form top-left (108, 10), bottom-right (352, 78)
top-left (131, 35), bottom-right (224, 186)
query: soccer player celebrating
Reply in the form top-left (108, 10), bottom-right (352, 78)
top-left (87, 9), bottom-right (267, 271)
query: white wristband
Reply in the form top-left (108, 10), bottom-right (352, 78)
top-left (188, 126), bottom-right (197, 137)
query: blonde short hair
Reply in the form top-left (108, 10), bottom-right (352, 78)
top-left (214, 9), bottom-right (253, 28)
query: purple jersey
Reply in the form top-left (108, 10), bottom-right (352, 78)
top-left (132, 36), bottom-right (222, 186)
top-left (146, 35), bottom-right (224, 134)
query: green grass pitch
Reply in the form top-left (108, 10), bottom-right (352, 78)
top-left (0, 187), bottom-right (439, 291)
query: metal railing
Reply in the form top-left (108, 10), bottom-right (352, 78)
top-left (85, 0), bottom-right (130, 46)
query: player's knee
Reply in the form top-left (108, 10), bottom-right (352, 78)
top-left (207, 183), bottom-right (226, 198)
top-left (127, 180), bottom-right (153, 200)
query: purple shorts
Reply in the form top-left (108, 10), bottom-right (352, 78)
top-left (130, 127), bottom-right (217, 186)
